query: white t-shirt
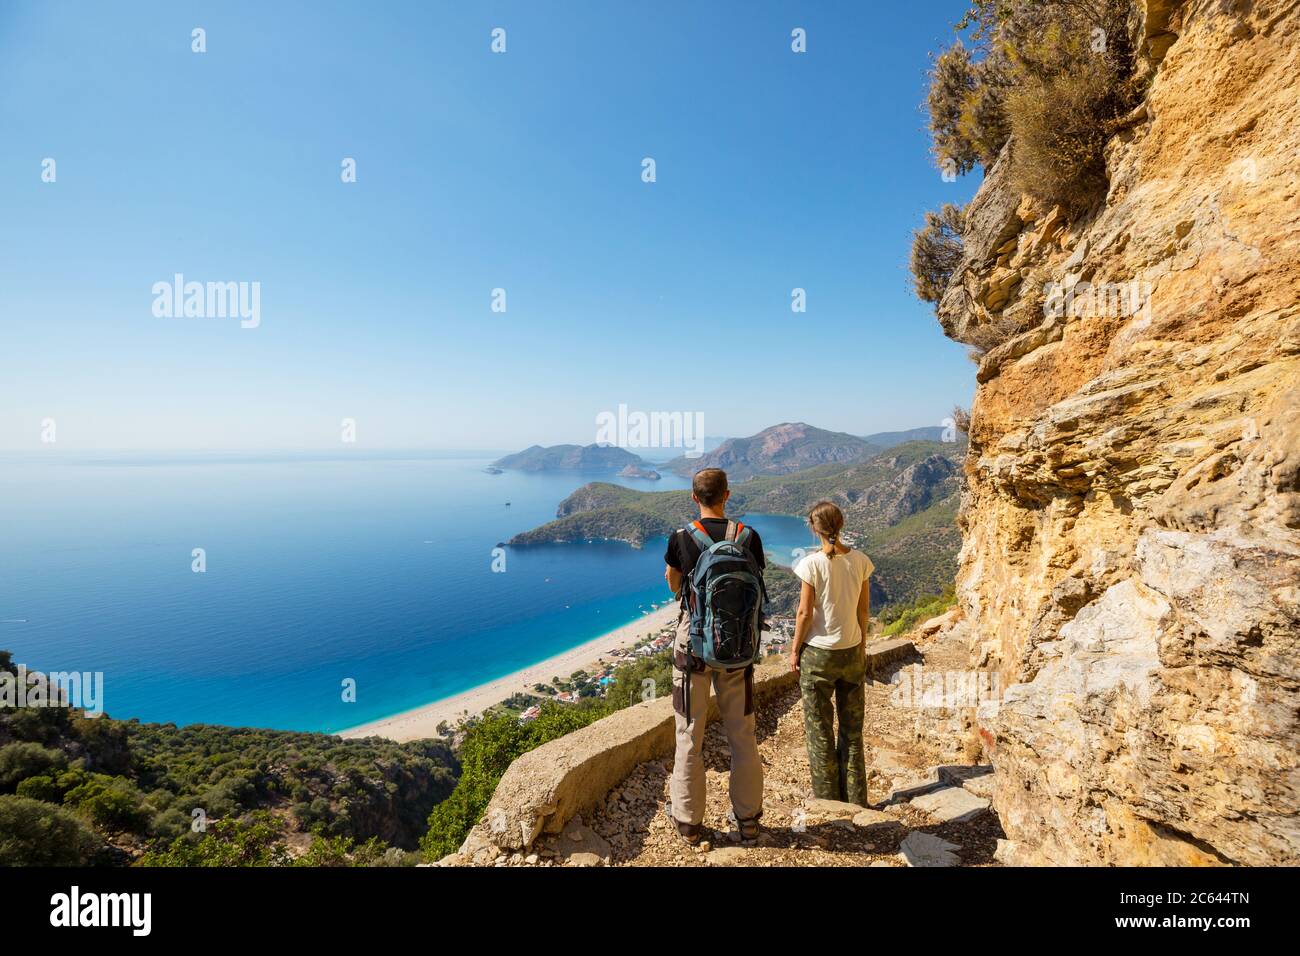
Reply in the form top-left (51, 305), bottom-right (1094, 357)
top-left (793, 548), bottom-right (874, 650)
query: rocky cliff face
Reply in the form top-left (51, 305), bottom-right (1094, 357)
top-left (940, 0), bottom-right (1299, 865)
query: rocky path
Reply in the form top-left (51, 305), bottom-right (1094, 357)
top-left (524, 630), bottom-right (1006, 867)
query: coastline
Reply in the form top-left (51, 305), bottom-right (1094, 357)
top-left (338, 603), bottom-right (680, 742)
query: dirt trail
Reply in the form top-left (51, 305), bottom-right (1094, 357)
top-left (530, 630), bottom-right (1005, 867)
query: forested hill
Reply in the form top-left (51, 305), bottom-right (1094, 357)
top-left (509, 439), bottom-right (966, 607)
top-left (0, 654), bottom-right (458, 867)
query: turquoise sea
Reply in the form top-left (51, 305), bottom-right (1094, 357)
top-left (0, 454), bottom-right (814, 732)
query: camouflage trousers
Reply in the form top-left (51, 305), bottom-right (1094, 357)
top-left (798, 643), bottom-right (868, 806)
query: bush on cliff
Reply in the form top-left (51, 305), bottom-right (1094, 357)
top-left (926, 40), bottom-right (1009, 176)
top-left (910, 203), bottom-right (966, 304)
top-left (913, 0), bottom-right (1145, 306)
top-left (927, 0), bottom-right (1138, 205)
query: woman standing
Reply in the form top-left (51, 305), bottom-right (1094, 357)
top-left (789, 501), bottom-right (874, 806)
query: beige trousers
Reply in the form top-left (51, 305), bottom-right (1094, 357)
top-left (669, 662), bottom-right (763, 827)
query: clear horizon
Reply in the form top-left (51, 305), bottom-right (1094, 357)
top-left (0, 418), bottom-right (945, 456)
top-left (2, 0), bottom-right (980, 452)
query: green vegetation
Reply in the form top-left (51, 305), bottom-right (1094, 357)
top-left (763, 564), bottom-right (803, 618)
top-left (421, 645), bottom-right (674, 860)
top-left (420, 699), bottom-right (606, 859)
top-left (137, 811), bottom-right (404, 867)
top-left (880, 585), bottom-right (958, 637)
top-left (859, 495), bottom-right (961, 608)
top-left (0, 657), bottom-right (458, 866)
top-left (0, 795), bottom-right (102, 866)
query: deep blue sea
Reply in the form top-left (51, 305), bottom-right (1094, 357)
top-left (0, 454), bottom-right (814, 733)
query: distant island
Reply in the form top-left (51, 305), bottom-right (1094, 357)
top-left (483, 466), bottom-right (504, 474)
top-left (492, 443), bottom-right (650, 473)
top-left (617, 463), bottom-right (661, 480)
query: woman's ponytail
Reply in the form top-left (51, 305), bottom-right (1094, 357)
top-left (808, 500), bottom-right (845, 560)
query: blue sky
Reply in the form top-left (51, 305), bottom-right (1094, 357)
top-left (0, 0), bottom-right (979, 452)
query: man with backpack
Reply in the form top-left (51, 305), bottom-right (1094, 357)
top-left (664, 467), bottom-right (766, 846)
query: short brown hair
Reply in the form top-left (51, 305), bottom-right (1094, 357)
top-left (692, 468), bottom-right (728, 507)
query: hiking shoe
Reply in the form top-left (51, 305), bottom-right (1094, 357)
top-left (737, 816), bottom-right (761, 845)
top-left (675, 820), bottom-right (705, 846)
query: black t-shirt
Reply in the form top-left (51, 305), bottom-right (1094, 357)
top-left (664, 517), bottom-right (766, 578)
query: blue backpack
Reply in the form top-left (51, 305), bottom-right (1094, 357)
top-left (681, 520), bottom-right (766, 670)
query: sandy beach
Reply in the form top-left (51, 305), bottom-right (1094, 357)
top-left (338, 603), bottom-right (680, 742)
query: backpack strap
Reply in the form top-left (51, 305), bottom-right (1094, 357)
top-left (685, 521), bottom-right (714, 552)
top-left (732, 521), bottom-right (752, 547)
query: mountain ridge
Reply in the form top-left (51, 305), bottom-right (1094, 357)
top-left (664, 422), bottom-right (877, 480)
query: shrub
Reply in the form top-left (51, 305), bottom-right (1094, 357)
top-left (910, 203), bottom-right (967, 304)
top-left (62, 773), bottom-right (150, 833)
top-left (1, 706), bottom-right (69, 744)
top-left (420, 699), bottom-right (610, 860)
top-left (926, 41), bottom-right (1009, 175)
top-left (963, 314), bottom-right (1037, 357)
top-left (0, 742), bottom-right (67, 791)
top-left (881, 585), bottom-right (958, 637)
top-left (1004, 56), bottom-right (1124, 212)
top-left (296, 834), bottom-right (370, 867)
top-left (921, 0), bottom-right (1142, 218)
top-left (15, 774), bottom-right (61, 803)
top-left (0, 795), bottom-right (102, 866)
top-left (136, 812), bottom-right (292, 867)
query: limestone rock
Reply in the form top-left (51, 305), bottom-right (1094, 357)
top-left (937, 0), bottom-right (1300, 866)
top-left (959, 774), bottom-right (995, 801)
top-left (914, 606), bottom-right (961, 639)
top-left (803, 798), bottom-right (866, 820)
top-left (705, 846), bottom-right (751, 866)
top-left (558, 818), bottom-right (611, 866)
top-left (911, 786), bottom-right (991, 824)
top-left (897, 831), bottom-right (962, 867)
top-left (852, 808), bottom-right (905, 836)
